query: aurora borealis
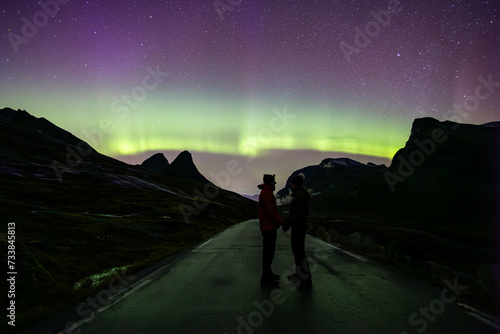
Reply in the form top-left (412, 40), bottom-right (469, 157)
top-left (1, 0), bottom-right (499, 194)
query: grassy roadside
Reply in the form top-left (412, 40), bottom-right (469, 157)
top-left (2, 195), bottom-right (255, 332)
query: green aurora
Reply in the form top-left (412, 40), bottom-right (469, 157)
top-left (4, 90), bottom-right (409, 161)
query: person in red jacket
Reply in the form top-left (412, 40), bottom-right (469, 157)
top-left (258, 174), bottom-right (285, 287)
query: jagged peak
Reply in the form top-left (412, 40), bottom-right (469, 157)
top-left (177, 150), bottom-right (192, 158)
top-left (410, 117), bottom-right (498, 137)
top-left (142, 153), bottom-right (169, 166)
top-left (410, 117), bottom-right (441, 133)
top-left (171, 150), bottom-right (193, 164)
top-left (1, 108), bottom-right (34, 123)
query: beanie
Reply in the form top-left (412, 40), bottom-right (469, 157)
top-left (263, 174), bottom-right (276, 185)
top-left (291, 173), bottom-right (305, 187)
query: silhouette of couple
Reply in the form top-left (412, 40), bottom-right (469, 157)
top-left (257, 173), bottom-right (312, 290)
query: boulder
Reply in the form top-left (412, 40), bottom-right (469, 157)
top-left (382, 240), bottom-right (427, 265)
top-left (347, 231), bottom-right (377, 253)
top-left (476, 263), bottom-right (499, 300)
top-left (327, 228), bottom-right (341, 243)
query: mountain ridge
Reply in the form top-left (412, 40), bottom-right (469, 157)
top-left (278, 116), bottom-right (499, 243)
top-left (276, 116), bottom-right (499, 314)
top-left (276, 157), bottom-right (386, 197)
top-left (0, 107), bottom-right (257, 331)
top-left (140, 150), bottom-right (212, 184)
top-left (141, 152), bottom-right (170, 174)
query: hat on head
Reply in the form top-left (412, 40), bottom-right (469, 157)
top-left (291, 173), bottom-right (305, 187)
top-left (263, 174), bottom-right (276, 185)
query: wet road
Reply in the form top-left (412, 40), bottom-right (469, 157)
top-left (35, 219), bottom-right (498, 334)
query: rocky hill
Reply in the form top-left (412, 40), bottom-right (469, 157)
top-left (385, 117), bottom-right (498, 228)
top-left (0, 107), bottom-right (257, 331)
top-left (141, 151), bottom-right (211, 184)
top-left (141, 152), bottom-right (170, 175)
top-left (278, 117), bottom-right (499, 313)
top-left (276, 157), bottom-right (386, 197)
top-left (285, 117), bottom-right (499, 239)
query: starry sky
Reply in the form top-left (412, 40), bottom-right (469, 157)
top-left (1, 0), bottom-right (499, 195)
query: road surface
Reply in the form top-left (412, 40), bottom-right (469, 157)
top-left (24, 219), bottom-right (498, 334)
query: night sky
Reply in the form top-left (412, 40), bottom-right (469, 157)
top-left (1, 0), bottom-right (499, 195)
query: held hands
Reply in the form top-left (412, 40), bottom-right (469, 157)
top-left (282, 219), bottom-right (291, 232)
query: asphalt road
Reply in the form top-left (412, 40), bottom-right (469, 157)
top-left (28, 219), bottom-right (498, 334)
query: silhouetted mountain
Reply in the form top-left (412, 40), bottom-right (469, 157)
top-left (276, 157), bottom-right (386, 197)
top-left (242, 194), bottom-right (259, 202)
top-left (141, 152), bottom-right (170, 174)
top-left (482, 121), bottom-right (499, 128)
top-left (140, 151), bottom-right (211, 184)
top-left (385, 117), bottom-right (499, 226)
top-left (0, 107), bottom-right (256, 331)
top-left (170, 150), bottom-right (211, 184)
top-left (288, 117), bottom-right (499, 242)
top-left (277, 117), bottom-right (499, 312)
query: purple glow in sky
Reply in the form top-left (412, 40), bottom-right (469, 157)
top-left (1, 0), bottom-right (499, 194)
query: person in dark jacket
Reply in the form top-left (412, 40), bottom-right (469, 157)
top-left (286, 173), bottom-right (312, 289)
top-left (258, 174), bottom-right (285, 287)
